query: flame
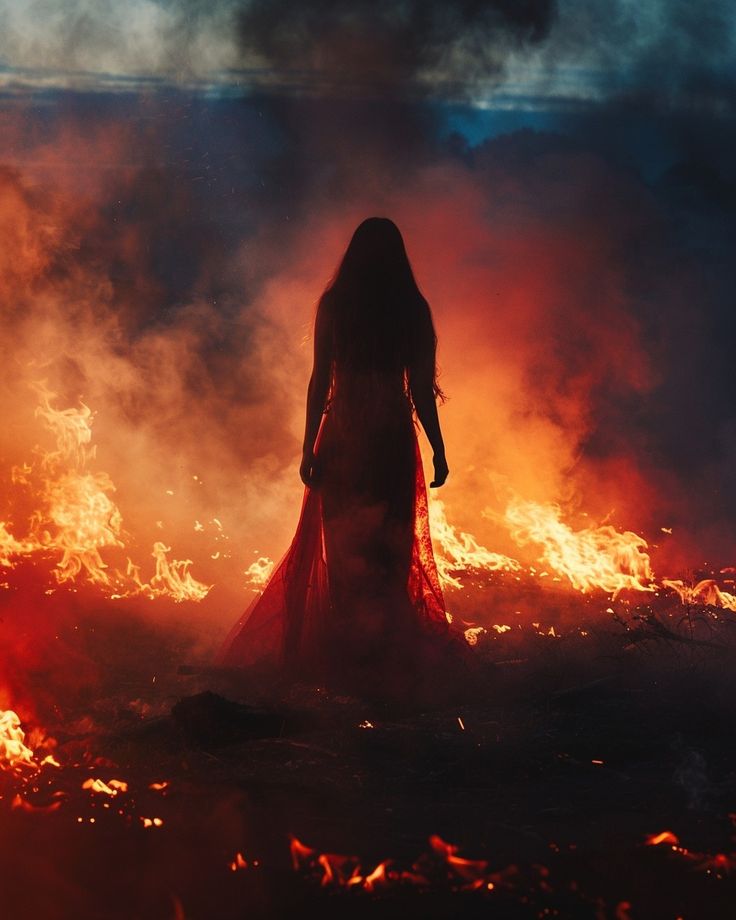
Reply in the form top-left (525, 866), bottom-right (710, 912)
top-left (31, 385), bottom-right (124, 585)
top-left (291, 834), bottom-right (506, 893)
top-left (429, 497), bottom-right (520, 589)
top-left (349, 861), bottom-right (390, 891)
top-left (124, 543), bottom-right (211, 603)
top-left (0, 523), bottom-right (35, 567)
top-left (1, 386), bottom-right (210, 602)
top-left (0, 709), bottom-right (37, 772)
top-left (290, 836), bottom-right (315, 870)
top-left (502, 497), bottom-right (654, 596)
top-left (244, 555), bottom-right (275, 590)
top-left (463, 626), bottom-right (487, 646)
top-left (662, 579), bottom-right (736, 612)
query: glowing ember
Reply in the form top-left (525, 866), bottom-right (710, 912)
top-left (502, 497), bottom-right (654, 597)
top-left (290, 836), bottom-right (315, 870)
top-left (290, 833), bottom-right (516, 894)
top-left (646, 831), bottom-right (680, 847)
top-left (82, 777), bottom-right (128, 796)
top-left (429, 497), bottom-right (520, 589)
top-left (141, 817), bottom-right (164, 828)
top-left (0, 709), bottom-right (37, 772)
top-left (429, 834), bottom-right (489, 882)
top-left (11, 793), bottom-right (62, 813)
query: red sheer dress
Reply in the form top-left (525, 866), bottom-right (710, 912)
top-left (218, 366), bottom-right (466, 699)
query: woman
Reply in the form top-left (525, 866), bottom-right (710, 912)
top-left (218, 217), bottom-right (467, 700)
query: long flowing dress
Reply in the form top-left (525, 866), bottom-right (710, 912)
top-left (218, 365), bottom-right (465, 699)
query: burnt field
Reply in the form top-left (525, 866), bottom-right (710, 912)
top-left (3, 577), bottom-right (736, 920)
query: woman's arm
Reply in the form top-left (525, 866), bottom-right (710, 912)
top-left (300, 305), bottom-right (332, 486)
top-left (409, 356), bottom-right (449, 488)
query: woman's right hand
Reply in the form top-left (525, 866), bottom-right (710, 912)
top-left (430, 451), bottom-right (449, 488)
top-left (300, 449), bottom-right (316, 487)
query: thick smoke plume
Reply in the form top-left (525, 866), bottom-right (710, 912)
top-left (237, 0), bottom-right (556, 95)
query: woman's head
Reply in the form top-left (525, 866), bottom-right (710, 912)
top-left (336, 217), bottom-right (415, 290)
top-left (318, 217), bottom-right (442, 397)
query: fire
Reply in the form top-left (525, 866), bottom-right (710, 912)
top-left (0, 709), bottom-right (37, 772)
top-left (429, 496), bottom-right (520, 589)
top-left (290, 833), bottom-right (519, 894)
top-left (244, 555), bottom-right (275, 590)
top-left (124, 543), bottom-right (211, 603)
top-left (28, 385), bottom-right (124, 585)
top-left (662, 579), bottom-right (736, 612)
top-left (1, 386), bottom-right (210, 602)
top-left (502, 497), bottom-right (654, 597)
top-left (0, 523), bottom-right (35, 567)
top-left (463, 625), bottom-right (487, 646)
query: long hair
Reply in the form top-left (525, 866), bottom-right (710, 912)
top-left (317, 217), bottom-right (443, 399)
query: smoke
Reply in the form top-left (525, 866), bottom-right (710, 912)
top-left (2, 0), bottom-right (734, 131)
top-left (525, 0), bottom-right (736, 113)
top-left (237, 0), bottom-right (556, 96)
top-left (0, 0), bottom-right (241, 80)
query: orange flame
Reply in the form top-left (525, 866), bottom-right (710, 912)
top-left (662, 579), bottom-right (736, 612)
top-left (502, 497), bottom-right (654, 596)
top-left (31, 385), bottom-right (124, 584)
top-left (244, 556), bottom-right (275, 591)
top-left (1, 386), bottom-right (210, 602)
top-left (0, 709), bottom-right (37, 772)
top-left (429, 496), bottom-right (520, 589)
top-left (123, 543), bottom-right (211, 603)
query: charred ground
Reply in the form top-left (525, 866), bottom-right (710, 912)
top-left (3, 581), bottom-right (736, 919)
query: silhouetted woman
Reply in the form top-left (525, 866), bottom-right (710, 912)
top-left (218, 218), bottom-right (467, 700)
